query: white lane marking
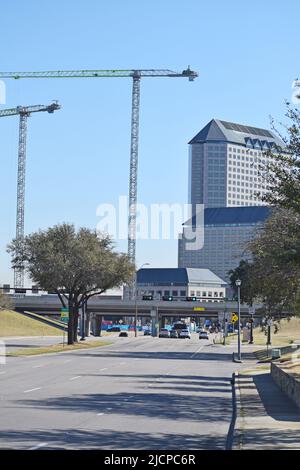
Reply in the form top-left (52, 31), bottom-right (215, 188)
top-left (97, 413), bottom-right (105, 416)
top-left (70, 376), bottom-right (81, 380)
top-left (62, 359), bottom-right (72, 364)
top-left (99, 368), bottom-right (108, 371)
top-left (119, 362), bottom-right (126, 365)
top-left (24, 387), bottom-right (41, 393)
top-left (191, 345), bottom-right (205, 358)
top-left (0, 371), bottom-right (6, 375)
top-left (32, 364), bottom-right (45, 369)
top-left (29, 442), bottom-right (48, 450)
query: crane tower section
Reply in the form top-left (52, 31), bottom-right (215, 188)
top-left (0, 102), bottom-right (61, 287)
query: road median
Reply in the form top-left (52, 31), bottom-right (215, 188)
top-left (7, 339), bottom-right (113, 357)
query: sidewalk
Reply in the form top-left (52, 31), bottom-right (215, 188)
top-left (233, 367), bottom-right (300, 449)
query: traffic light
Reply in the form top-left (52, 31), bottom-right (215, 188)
top-left (142, 295), bottom-right (153, 301)
top-left (162, 295), bottom-right (173, 301)
top-left (186, 296), bottom-right (197, 301)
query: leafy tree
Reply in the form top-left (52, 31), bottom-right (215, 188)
top-left (259, 105), bottom-right (300, 213)
top-left (228, 260), bottom-right (257, 304)
top-left (229, 105), bottom-right (300, 317)
top-left (230, 208), bottom-right (300, 317)
top-left (0, 290), bottom-right (11, 310)
top-left (8, 224), bottom-right (135, 344)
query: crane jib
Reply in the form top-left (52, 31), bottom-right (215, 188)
top-left (0, 68), bottom-right (198, 80)
top-left (0, 67), bottom-right (197, 290)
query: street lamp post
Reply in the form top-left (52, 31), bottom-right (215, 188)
top-left (80, 299), bottom-right (86, 341)
top-left (249, 318), bottom-right (254, 344)
top-left (235, 279), bottom-right (242, 362)
top-left (135, 263), bottom-right (150, 338)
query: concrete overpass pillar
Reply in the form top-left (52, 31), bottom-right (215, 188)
top-left (93, 315), bottom-right (103, 337)
top-left (150, 307), bottom-right (158, 337)
top-left (85, 312), bottom-right (91, 337)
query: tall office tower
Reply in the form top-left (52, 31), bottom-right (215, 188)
top-left (179, 119), bottom-right (284, 285)
top-left (188, 119), bottom-right (284, 211)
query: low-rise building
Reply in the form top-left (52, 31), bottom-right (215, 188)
top-left (136, 267), bottom-right (226, 302)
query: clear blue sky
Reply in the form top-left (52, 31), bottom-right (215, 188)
top-left (0, 0), bottom-right (299, 284)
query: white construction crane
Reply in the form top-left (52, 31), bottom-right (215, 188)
top-left (0, 67), bottom-right (198, 295)
top-left (0, 102), bottom-right (61, 288)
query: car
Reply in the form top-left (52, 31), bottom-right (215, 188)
top-left (169, 329), bottom-right (179, 338)
top-left (179, 329), bottom-right (191, 339)
top-left (159, 328), bottom-right (170, 338)
top-left (107, 326), bottom-right (121, 332)
top-left (144, 329), bottom-right (151, 336)
top-left (199, 330), bottom-right (209, 340)
top-left (119, 331), bottom-right (128, 337)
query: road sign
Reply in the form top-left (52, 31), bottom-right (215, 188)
top-left (61, 308), bottom-right (69, 323)
top-left (193, 307), bottom-right (205, 311)
top-left (231, 313), bottom-right (238, 323)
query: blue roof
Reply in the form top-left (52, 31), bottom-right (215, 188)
top-left (137, 268), bottom-right (188, 284)
top-left (184, 206), bottom-right (272, 227)
top-left (137, 268), bottom-right (226, 285)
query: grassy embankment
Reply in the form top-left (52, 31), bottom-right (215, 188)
top-left (0, 309), bottom-right (113, 356)
top-left (0, 309), bottom-right (61, 337)
top-left (253, 317), bottom-right (300, 346)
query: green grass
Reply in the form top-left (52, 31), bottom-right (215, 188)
top-left (238, 364), bottom-right (271, 375)
top-left (7, 340), bottom-right (113, 356)
top-left (0, 309), bottom-right (62, 337)
top-left (253, 317), bottom-right (300, 346)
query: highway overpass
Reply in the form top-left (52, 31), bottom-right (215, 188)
top-left (12, 294), bottom-right (261, 318)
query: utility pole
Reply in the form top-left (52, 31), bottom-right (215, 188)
top-left (235, 279), bottom-right (242, 362)
top-left (0, 103), bottom-right (61, 287)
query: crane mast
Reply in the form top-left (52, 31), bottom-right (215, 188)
top-left (0, 103), bottom-right (61, 288)
top-left (0, 68), bottom-right (198, 295)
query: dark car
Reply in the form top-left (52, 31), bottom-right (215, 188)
top-left (170, 329), bottom-right (179, 338)
top-left (107, 326), bottom-right (121, 332)
top-left (144, 329), bottom-right (151, 336)
top-left (119, 331), bottom-right (128, 337)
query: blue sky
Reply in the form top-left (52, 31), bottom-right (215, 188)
top-left (0, 0), bottom-right (299, 284)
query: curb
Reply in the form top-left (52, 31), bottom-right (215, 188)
top-left (225, 372), bottom-right (238, 450)
top-left (233, 372), bottom-right (244, 450)
top-left (226, 371), bottom-right (245, 450)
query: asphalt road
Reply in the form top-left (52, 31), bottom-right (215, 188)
top-left (0, 334), bottom-right (255, 450)
top-left (2, 335), bottom-right (65, 352)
